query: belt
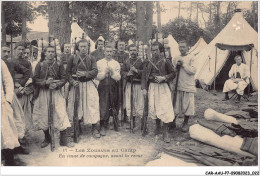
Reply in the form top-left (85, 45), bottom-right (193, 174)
top-left (127, 78), bottom-right (141, 83)
top-left (72, 76), bottom-right (93, 83)
top-left (148, 79), bottom-right (166, 84)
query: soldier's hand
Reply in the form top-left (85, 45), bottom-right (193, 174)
top-left (142, 89), bottom-right (147, 96)
top-left (127, 70), bottom-right (134, 76)
top-left (155, 76), bottom-right (166, 83)
top-left (76, 71), bottom-right (86, 77)
top-left (73, 80), bottom-right (79, 87)
top-left (130, 66), bottom-right (138, 73)
top-left (46, 78), bottom-right (53, 85)
top-left (49, 83), bottom-right (57, 89)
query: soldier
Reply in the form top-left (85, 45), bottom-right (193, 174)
top-left (67, 39), bottom-right (101, 139)
top-left (1, 60), bottom-right (24, 165)
top-left (91, 36), bottom-right (105, 62)
top-left (1, 45), bottom-right (29, 154)
top-left (171, 41), bottom-right (196, 132)
top-left (113, 40), bottom-right (129, 124)
top-left (32, 45), bottom-right (73, 148)
top-left (60, 43), bottom-right (72, 101)
top-left (141, 41), bottom-right (175, 143)
top-left (96, 44), bottom-right (121, 136)
top-left (122, 44), bottom-right (144, 129)
top-left (15, 45), bottom-right (34, 141)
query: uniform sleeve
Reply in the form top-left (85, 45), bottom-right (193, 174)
top-left (182, 57), bottom-right (196, 75)
top-left (86, 56), bottom-right (98, 79)
top-left (56, 63), bottom-right (67, 88)
top-left (1, 61), bottom-right (14, 103)
top-left (229, 65), bottom-right (235, 78)
top-left (14, 62), bottom-right (30, 87)
top-left (33, 63), bottom-right (47, 88)
top-left (96, 60), bottom-right (106, 81)
top-left (111, 61), bottom-right (121, 81)
top-left (165, 59), bottom-right (176, 81)
top-left (66, 56), bottom-right (75, 85)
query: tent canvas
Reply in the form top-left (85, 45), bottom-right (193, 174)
top-left (71, 22), bottom-right (95, 52)
top-left (189, 37), bottom-right (207, 56)
top-left (167, 34), bottom-right (180, 59)
top-left (194, 11), bottom-right (258, 91)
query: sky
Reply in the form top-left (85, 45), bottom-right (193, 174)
top-left (27, 1), bottom-right (253, 33)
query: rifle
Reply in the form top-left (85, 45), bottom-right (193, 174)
top-left (73, 74), bottom-right (80, 143)
top-left (48, 89), bottom-right (55, 152)
top-left (173, 64), bottom-right (181, 107)
top-left (108, 73), bottom-right (119, 131)
top-left (141, 41), bottom-right (151, 136)
top-left (129, 75), bottom-right (134, 133)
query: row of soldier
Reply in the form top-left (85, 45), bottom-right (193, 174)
top-left (1, 37), bottom-right (196, 166)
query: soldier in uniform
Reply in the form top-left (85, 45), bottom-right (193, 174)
top-left (1, 45), bottom-right (29, 154)
top-left (91, 36), bottom-right (105, 62)
top-left (121, 44), bottom-right (144, 129)
top-left (67, 39), bottom-right (101, 139)
top-left (32, 45), bottom-right (73, 148)
top-left (96, 45), bottom-right (121, 136)
top-left (141, 41), bottom-right (175, 143)
top-left (60, 43), bottom-right (72, 101)
top-left (113, 40), bottom-right (129, 124)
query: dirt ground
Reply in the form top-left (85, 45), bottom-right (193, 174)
top-left (16, 88), bottom-right (258, 166)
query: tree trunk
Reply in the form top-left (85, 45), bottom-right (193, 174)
top-left (196, 2), bottom-right (199, 24)
top-left (136, 1), bottom-right (145, 42)
top-left (209, 1), bottom-right (212, 23)
top-left (178, 1), bottom-right (181, 18)
top-left (189, 2), bottom-right (192, 21)
top-left (22, 1), bottom-right (27, 41)
top-left (216, 1), bottom-right (221, 32)
top-left (144, 1), bottom-right (153, 44)
top-left (48, 1), bottom-right (71, 45)
top-left (10, 32), bottom-right (13, 58)
top-left (225, 2), bottom-right (230, 25)
top-left (156, 2), bottom-right (161, 33)
top-left (1, 2), bottom-right (6, 45)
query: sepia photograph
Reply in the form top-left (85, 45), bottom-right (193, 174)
top-left (0, 0), bottom-right (259, 175)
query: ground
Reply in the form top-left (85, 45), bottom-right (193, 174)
top-left (15, 88), bottom-right (258, 166)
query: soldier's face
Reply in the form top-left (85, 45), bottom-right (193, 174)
top-left (235, 56), bottom-right (242, 65)
top-left (64, 44), bottom-right (71, 54)
top-left (118, 41), bottom-right (125, 52)
top-left (1, 47), bottom-right (10, 60)
top-left (129, 46), bottom-right (137, 58)
top-left (45, 47), bottom-right (55, 61)
top-left (105, 47), bottom-right (113, 59)
top-left (16, 46), bottom-right (25, 57)
top-left (151, 45), bottom-right (160, 58)
top-left (97, 41), bottom-right (104, 50)
top-left (24, 49), bottom-right (30, 60)
top-left (179, 43), bottom-right (188, 55)
top-left (79, 42), bottom-right (88, 54)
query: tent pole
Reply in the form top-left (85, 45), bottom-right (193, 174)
top-left (214, 46), bottom-right (217, 91)
top-left (248, 49), bottom-right (253, 97)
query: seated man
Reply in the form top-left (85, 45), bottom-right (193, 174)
top-left (222, 55), bottom-right (250, 103)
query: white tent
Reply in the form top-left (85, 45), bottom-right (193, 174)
top-left (194, 10), bottom-right (258, 91)
top-left (189, 37), bottom-right (207, 56)
top-left (167, 34), bottom-right (180, 59)
top-left (71, 22), bottom-right (95, 52)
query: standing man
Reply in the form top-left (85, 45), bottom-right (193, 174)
top-left (60, 43), bottom-right (72, 101)
top-left (14, 44), bottom-right (34, 145)
top-left (171, 41), bottom-right (196, 132)
top-left (1, 60), bottom-right (22, 165)
top-left (1, 45), bottom-right (28, 154)
top-left (96, 45), bottom-right (121, 136)
top-left (122, 44), bottom-right (144, 129)
top-left (222, 55), bottom-right (250, 103)
top-left (141, 41), bottom-right (175, 143)
top-left (113, 40), bottom-right (129, 124)
top-left (66, 39), bottom-right (101, 139)
top-left (32, 45), bottom-right (73, 148)
top-left (91, 36), bottom-right (105, 62)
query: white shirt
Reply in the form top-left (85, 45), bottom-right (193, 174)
top-left (1, 60), bottom-right (14, 103)
top-left (229, 63), bottom-right (250, 83)
top-left (96, 58), bottom-right (121, 81)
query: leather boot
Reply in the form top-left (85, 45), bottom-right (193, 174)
top-left (100, 120), bottom-right (106, 136)
top-left (154, 119), bottom-right (161, 135)
top-left (41, 130), bottom-right (51, 148)
top-left (163, 123), bottom-right (170, 143)
top-left (181, 116), bottom-right (190, 132)
top-left (169, 118), bottom-right (176, 133)
top-left (222, 92), bottom-right (229, 101)
top-left (92, 124), bottom-right (101, 138)
top-left (60, 129), bottom-right (75, 148)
